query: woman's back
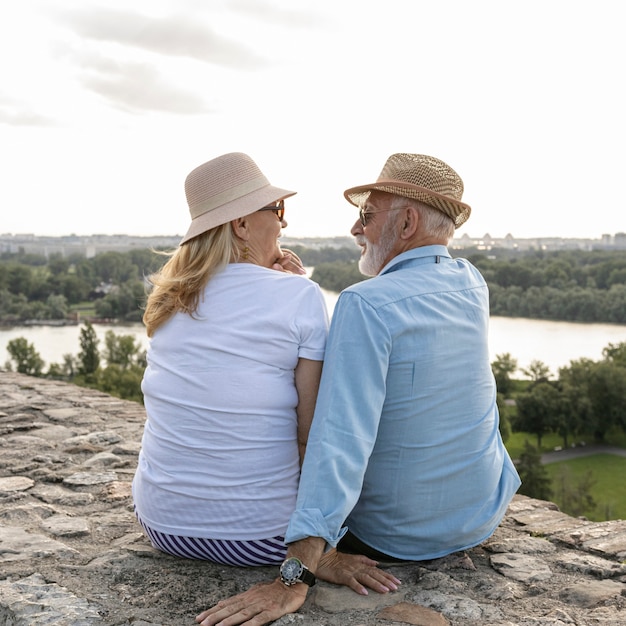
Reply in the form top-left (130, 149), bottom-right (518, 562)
top-left (133, 264), bottom-right (328, 540)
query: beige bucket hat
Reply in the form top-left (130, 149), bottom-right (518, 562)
top-left (344, 153), bottom-right (471, 228)
top-left (180, 152), bottom-right (296, 244)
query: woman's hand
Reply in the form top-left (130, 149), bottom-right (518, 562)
top-left (272, 248), bottom-right (307, 275)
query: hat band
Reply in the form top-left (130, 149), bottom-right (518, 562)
top-left (190, 175), bottom-right (268, 219)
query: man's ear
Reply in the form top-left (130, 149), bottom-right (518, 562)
top-left (400, 206), bottom-right (419, 239)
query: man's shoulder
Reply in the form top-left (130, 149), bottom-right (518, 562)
top-left (340, 274), bottom-right (396, 310)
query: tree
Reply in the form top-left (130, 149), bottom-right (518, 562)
top-left (552, 380), bottom-right (589, 448)
top-left (514, 381), bottom-right (561, 448)
top-left (492, 353), bottom-right (518, 396)
top-left (97, 363), bottom-right (144, 403)
top-left (47, 353), bottom-right (78, 380)
top-left (522, 359), bottom-right (551, 383)
top-left (586, 361), bottom-right (626, 439)
top-left (5, 337), bottom-right (44, 376)
top-left (91, 252), bottom-right (137, 283)
top-left (46, 294), bottom-right (69, 320)
top-left (602, 341), bottom-right (626, 367)
top-left (515, 440), bottom-right (552, 501)
top-left (77, 321), bottom-right (100, 379)
top-left (553, 466), bottom-right (596, 518)
top-left (496, 393), bottom-right (513, 443)
top-left (103, 330), bottom-right (146, 369)
top-left (47, 253), bottom-right (70, 276)
top-left (6, 264), bottom-right (34, 297)
top-left (311, 261), bottom-right (366, 293)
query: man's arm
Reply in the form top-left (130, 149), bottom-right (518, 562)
top-left (195, 538), bottom-right (323, 626)
top-left (196, 537), bottom-right (399, 626)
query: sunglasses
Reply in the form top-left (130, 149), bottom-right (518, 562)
top-left (259, 199), bottom-right (285, 221)
top-left (359, 206), bottom-right (406, 226)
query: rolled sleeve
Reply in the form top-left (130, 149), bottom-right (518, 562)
top-left (285, 509), bottom-right (348, 546)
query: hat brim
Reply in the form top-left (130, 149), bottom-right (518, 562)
top-left (180, 185), bottom-right (296, 245)
top-left (344, 180), bottom-right (471, 229)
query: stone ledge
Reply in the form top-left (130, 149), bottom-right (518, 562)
top-left (1, 371), bottom-right (624, 625)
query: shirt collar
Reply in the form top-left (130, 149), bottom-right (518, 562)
top-left (379, 245), bottom-right (451, 276)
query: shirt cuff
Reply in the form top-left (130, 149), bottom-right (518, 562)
top-left (285, 508), bottom-right (348, 547)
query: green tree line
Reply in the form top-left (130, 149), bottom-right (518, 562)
top-left (307, 246), bottom-right (626, 324)
top-left (0, 249), bottom-right (166, 324)
top-left (470, 247), bottom-right (626, 323)
top-left (5, 245), bottom-right (626, 324)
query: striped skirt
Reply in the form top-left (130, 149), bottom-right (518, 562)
top-left (135, 512), bottom-right (287, 566)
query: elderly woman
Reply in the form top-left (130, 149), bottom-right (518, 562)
top-left (132, 153), bottom-right (328, 566)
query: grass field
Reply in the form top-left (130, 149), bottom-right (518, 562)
top-left (505, 431), bottom-right (626, 522)
top-left (70, 303), bottom-right (97, 318)
top-left (545, 455), bottom-right (626, 521)
top-left (505, 431), bottom-right (565, 459)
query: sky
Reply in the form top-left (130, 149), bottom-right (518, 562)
top-left (1, 0), bottom-right (624, 242)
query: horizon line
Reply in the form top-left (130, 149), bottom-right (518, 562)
top-left (1, 232), bottom-right (623, 242)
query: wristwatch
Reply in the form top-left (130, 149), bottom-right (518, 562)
top-left (279, 557), bottom-right (317, 587)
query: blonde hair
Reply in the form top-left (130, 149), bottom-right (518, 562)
top-left (143, 224), bottom-right (237, 336)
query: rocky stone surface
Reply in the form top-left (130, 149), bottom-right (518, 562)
top-left (1, 370), bottom-right (625, 625)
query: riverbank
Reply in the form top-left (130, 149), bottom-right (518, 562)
top-left (3, 314), bottom-right (626, 375)
top-left (1, 317), bottom-right (123, 328)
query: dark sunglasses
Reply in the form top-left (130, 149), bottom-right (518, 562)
top-left (359, 206), bottom-right (405, 226)
top-left (259, 199), bottom-right (285, 221)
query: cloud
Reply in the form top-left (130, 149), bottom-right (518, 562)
top-left (230, 0), bottom-right (330, 28)
top-left (76, 54), bottom-right (213, 115)
top-left (0, 94), bottom-right (57, 127)
top-left (57, 7), bottom-right (267, 69)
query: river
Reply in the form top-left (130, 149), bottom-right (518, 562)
top-left (1, 288), bottom-right (625, 376)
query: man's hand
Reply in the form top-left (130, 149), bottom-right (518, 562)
top-left (195, 579), bottom-right (307, 626)
top-left (316, 549), bottom-right (401, 596)
top-left (271, 248), bottom-right (306, 275)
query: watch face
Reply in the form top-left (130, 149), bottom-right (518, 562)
top-left (281, 558), bottom-right (303, 582)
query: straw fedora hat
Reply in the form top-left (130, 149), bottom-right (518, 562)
top-left (180, 152), bottom-right (296, 244)
top-left (344, 153), bottom-right (471, 228)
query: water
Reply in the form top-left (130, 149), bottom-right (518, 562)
top-left (1, 289), bottom-right (625, 376)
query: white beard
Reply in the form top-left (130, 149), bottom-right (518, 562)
top-left (358, 216), bottom-right (398, 277)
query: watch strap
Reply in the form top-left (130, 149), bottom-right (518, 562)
top-left (299, 567), bottom-right (316, 587)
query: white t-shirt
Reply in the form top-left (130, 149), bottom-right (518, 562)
top-left (132, 263), bottom-right (329, 539)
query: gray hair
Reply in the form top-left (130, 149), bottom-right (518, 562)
top-left (389, 195), bottom-right (455, 241)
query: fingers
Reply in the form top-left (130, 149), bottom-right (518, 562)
top-left (340, 565), bottom-right (401, 596)
top-left (360, 568), bottom-right (401, 593)
top-left (196, 602), bottom-right (271, 626)
top-left (271, 254), bottom-right (307, 275)
top-left (195, 580), bottom-right (307, 626)
top-left (316, 550), bottom-right (401, 596)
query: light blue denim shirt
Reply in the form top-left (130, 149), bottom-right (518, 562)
top-left (286, 245), bottom-right (521, 560)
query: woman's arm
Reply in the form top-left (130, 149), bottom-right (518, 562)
top-left (294, 357), bottom-right (323, 466)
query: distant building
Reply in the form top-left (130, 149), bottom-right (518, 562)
top-left (0, 232), bottom-right (622, 258)
top-left (0, 233), bottom-right (181, 258)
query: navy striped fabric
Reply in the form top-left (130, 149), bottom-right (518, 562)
top-left (135, 513), bottom-right (287, 566)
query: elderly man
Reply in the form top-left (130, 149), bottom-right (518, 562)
top-left (197, 153), bottom-right (521, 626)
